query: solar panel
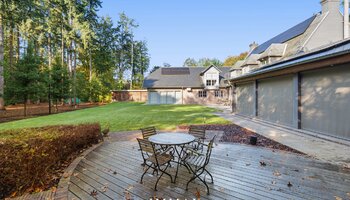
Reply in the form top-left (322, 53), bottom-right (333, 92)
top-left (161, 68), bottom-right (190, 75)
top-left (251, 15), bottom-right (317, 55)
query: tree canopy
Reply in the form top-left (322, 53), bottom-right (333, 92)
top-left (0, 0), bottom-right (150, 111)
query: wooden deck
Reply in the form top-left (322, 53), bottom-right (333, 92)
top-left (68, 133), bottom-right (350, 200)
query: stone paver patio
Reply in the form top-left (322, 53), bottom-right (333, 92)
top-left (64, 131), bottom-right (350, 200)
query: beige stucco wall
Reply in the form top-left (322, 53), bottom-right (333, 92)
top-left (305, 11), bottom-right (344, 51)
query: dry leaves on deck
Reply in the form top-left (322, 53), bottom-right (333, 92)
top-left (273, 170), bottom-right (281, 177)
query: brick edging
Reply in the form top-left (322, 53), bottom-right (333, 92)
top-left (54, 142), bottom-right (103, 200)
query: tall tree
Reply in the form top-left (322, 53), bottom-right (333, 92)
top-left (183, 58), bottom-right (197, 67)
top-left (223, 52), bottom-right (248, 66)
top-left (8, 42), bottom-right (43, 116)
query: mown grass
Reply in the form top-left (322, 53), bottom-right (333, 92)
top-left (0, 102), bottom-right (230, 133)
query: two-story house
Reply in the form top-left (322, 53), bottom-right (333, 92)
top-left (143, 65), bottom-right (230, 105)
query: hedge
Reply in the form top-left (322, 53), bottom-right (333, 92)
top-left (0, 123), bottom-right (102, 198)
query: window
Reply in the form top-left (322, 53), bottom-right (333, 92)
top-left (215, 90), bottom-right (224, 98)
top-left (206, 80), bottom-right (217, 86)
top-left (198, 90), bottom-right (207, 98)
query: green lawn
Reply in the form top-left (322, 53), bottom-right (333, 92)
top-left (0, 102), bottom-right (230, 132)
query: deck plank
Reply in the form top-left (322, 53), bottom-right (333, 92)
top-left (68, 139), bottom-right (350, 200)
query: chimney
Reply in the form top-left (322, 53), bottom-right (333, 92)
top-left (249, 42), bottom-right (258, 53)
top-left (320, 0), bottom-right (341, 14)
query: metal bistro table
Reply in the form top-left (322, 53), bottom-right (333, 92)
top-left (148, 132), bottom-right (195, 182)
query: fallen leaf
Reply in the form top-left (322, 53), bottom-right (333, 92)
top-left (9, 191), bottom-right (17, 197)
top-left (125, 190), bottom-right (132, 200)
top-left (273, 171), bottom-right (281, 177)
top-left (51, 186), bottom-right (57, 193)
top-left (63, 172), bottom-right (70, 178)
top-left (126, 185), bottom-right (134, 191)
top-left (260, 161), bottom-right (266, 166)
top-left (73, 173), bottom-right (79, 177)
top-left (90, 190), bottom-right (98, 197)
top-left (287, 182), bottom-right (293, 187)
top-left (195, 188), bottom-right (201, 199)
top-left (334, 196), bottom-right (342, 200)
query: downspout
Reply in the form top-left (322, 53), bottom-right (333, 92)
top-left (344, 0), bottom-right (349, 39)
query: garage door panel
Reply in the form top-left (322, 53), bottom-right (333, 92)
top-left (236, 83), bottom-right (255, 117)
top-left (149, 92), bottom-right (160, 104)
top-left (258, 76), bottom-right (294, 126)
top-left (301, 66), bottom-right (350, 139)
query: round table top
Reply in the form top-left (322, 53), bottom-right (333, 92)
top-left (148, 133), bottom-right (195, 145)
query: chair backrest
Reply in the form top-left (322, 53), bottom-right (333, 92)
top-left (137, 138), bottom-right (155, 160)
top-left (140, 126), bottom-right (157, 139)
top-left (204, 135), bottom-right (216, 165)
top-left (188, 126), bottom-right (205, 140)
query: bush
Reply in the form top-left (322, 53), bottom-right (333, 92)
top-left (0, 124), bottom-right (102, 198)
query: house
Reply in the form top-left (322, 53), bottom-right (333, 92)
top-left (229, 0), bottom-right (350, 141)
top-left (143, 65), bottom-right (231, 105)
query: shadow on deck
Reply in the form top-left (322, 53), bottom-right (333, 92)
top-left (68, 132), bottom-right (350, 200)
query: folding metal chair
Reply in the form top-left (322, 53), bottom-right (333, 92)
top-left (184, 135), bottom-right (216, 195)
top-left (137, 138), bottom-right (174, 191)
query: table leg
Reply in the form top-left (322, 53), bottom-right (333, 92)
top-left (173, 144), bottom-right (186, 183)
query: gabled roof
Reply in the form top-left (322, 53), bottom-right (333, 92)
top-left (143, 67), bottom-right (231, 89)
top-left (200, 65), bottom-right (222, 75)
top-left (259, 43), bottom-right (287, 60)
top-left (242, 54), bottom-right (260, 66)
top-left (229, 60), bottom-right (244, 71)
top-left (251, 15), bottom-right (317, 55)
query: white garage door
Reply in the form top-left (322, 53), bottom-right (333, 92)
top-left (149, 92), bottom-right (160, 104)
top-left (301, 65), bottom-right (350, 140)
top-left (258, 76), bottom-right (294, 126)
top-left (236, 82), bottom-right (255, 117)
top-left (148, 91), bottom-right (182, 105)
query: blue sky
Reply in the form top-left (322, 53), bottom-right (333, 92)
top-left (98, 0), bottom-right (321, 68)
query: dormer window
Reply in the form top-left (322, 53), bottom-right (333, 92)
top-left (206, 80), bottom-right (217, 86)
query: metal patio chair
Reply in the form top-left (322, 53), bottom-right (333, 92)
top-left (137, 138), bottom-right (174, 191)
top-left (140, 126), bottom-right (157, 139)
top-left (184, 135), bottom-right (216, 195)
top-left (187, 126), bottom-right (206, 152)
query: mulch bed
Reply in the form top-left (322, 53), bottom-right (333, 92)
top-left (0, 103), bottom-right (102, 123)
top-left (180, 124), bottom-right (305, 155)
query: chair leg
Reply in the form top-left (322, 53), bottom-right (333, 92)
top-left (155, 164), bottom-right (170, 191)
top-left (198, 175), bottom-right (210, 195)
top-left (140, 164), bottom-right (152, 184)
top-left (205, 169), bottom-right (214, 183)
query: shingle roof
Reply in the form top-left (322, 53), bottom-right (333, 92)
top-left (230, 60), bottom-right (244, 71)
top-left (230, 38), bottom-right (350, 81)
top-left (259, 43), bottom-right (287, 59)
top-left (251, 15), bottom-right (317, 55)
top-left (143, 67), bottom-right (231, 88)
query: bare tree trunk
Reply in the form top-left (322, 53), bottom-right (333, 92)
top-left (48, 32), bottom-right (52, 114)
top-left (73, 42), bottom-right (77, 108)
top-left (89, 48), bottom-right (92, 82)
top-left (9, 24), bottom-right (13, 69)
top-left (0, 15), bottom-right (5, 110)
top-left (16, 28), bottom-right (20, 62)
top-left (24, 96), bottom-right (27, 117)
top-left (130, 42), bottom-right (134, 90)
